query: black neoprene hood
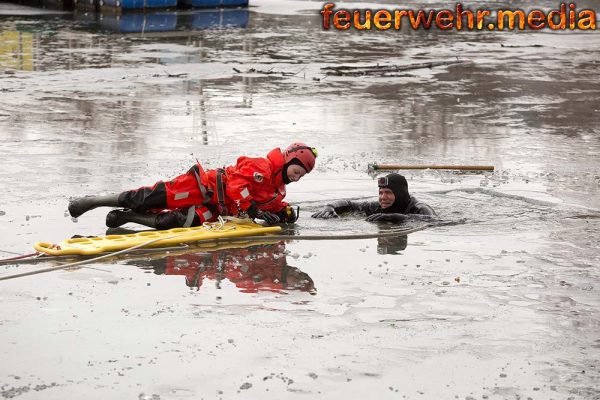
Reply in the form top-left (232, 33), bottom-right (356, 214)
top-left (379, 173), bottom-right (411, 213)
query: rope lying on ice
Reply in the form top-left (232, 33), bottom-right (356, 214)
top-left (0, 223), bottom-right (428, 282)
top-left (0, 216), bottom-right (237, 266)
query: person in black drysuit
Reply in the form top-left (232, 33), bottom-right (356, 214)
top-left (311, 173), bottom-right (436, 223)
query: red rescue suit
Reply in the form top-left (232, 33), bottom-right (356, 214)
top-left (221, 147), bottom-right (288, 213)
top-left (120, 148), bottom-right (289, 224)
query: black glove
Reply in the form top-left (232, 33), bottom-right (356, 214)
top-left (311, 205), bottom-right (339, 219)
top-left (365, 213), bottom-right (407, 223)
top-left (277, 206), bottom-right (298, 223)
top-left (259, 211), bottom-right (280, 225)
top-left (247, 202), bottom-right (280, 225)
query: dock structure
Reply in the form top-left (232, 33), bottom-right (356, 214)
top-left (8, 0), bottom-right (249, 10)
top-left (91, 8), bottom-right (249, 33)
top-left (88, 0), bottom-right (248, 9)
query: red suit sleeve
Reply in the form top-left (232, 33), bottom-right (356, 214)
top-left (226, 157), bottom-right (272, 212)
top-left (264, 191), bottom-right (289, 213)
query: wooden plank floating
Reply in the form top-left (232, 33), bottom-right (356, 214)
top-left (369, 164), bottom-right (495, 172)
top-left (322, 59), bottom-right (473, 77)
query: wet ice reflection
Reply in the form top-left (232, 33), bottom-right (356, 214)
top-left (128, 241), bottom-right (316, 294)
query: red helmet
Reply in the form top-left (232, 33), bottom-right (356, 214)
top-left (283, 142), bottom-right (318, 173)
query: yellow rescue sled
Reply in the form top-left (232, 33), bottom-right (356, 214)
top-left (34, 219), bottom-right (281, 256)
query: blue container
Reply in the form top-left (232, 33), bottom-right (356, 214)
top-left (100, 0), bottom-right (177, 9)
top-left (222, 0), bottom-right (248, 5)
top-left (99, 12), bottom-right (178, 32)
top-left (191, 9), bottom-right (248, 29)
top-left (181, 0), bottom-right (248, 8)
top-left (221, 9), bottom-right (248, 26)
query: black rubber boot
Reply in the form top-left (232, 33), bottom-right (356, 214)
top-left (68, 194), bottom-right (122, 218)
top-left (106, 210), bottom-right (158, 229)
top-left (107, 209), bottom-right (194, 230)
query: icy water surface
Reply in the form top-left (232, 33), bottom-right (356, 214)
top-left (0, 0), bottom-right (599, 399)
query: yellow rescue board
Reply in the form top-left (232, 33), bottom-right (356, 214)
top-left (34, 221), bottom-right (281, 256)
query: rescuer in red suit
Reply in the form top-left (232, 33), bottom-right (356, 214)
top-left (68, 143), bottom-right (318, 229)
top-left (146, 242), bottom-right (316, 294)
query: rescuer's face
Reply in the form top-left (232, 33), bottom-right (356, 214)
top-left (286, 164), bottom-right (307, 183)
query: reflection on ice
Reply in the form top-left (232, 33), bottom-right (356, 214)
top-left (128, 241), bottom-right (316, 294)
top-left (376, 235), bottom-right (407, 255)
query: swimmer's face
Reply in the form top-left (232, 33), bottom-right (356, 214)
top-left (379, 188), bottom-right (395, 209)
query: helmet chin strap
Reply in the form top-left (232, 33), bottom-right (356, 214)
top-left (282, 165), bottom-right (290, 184)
